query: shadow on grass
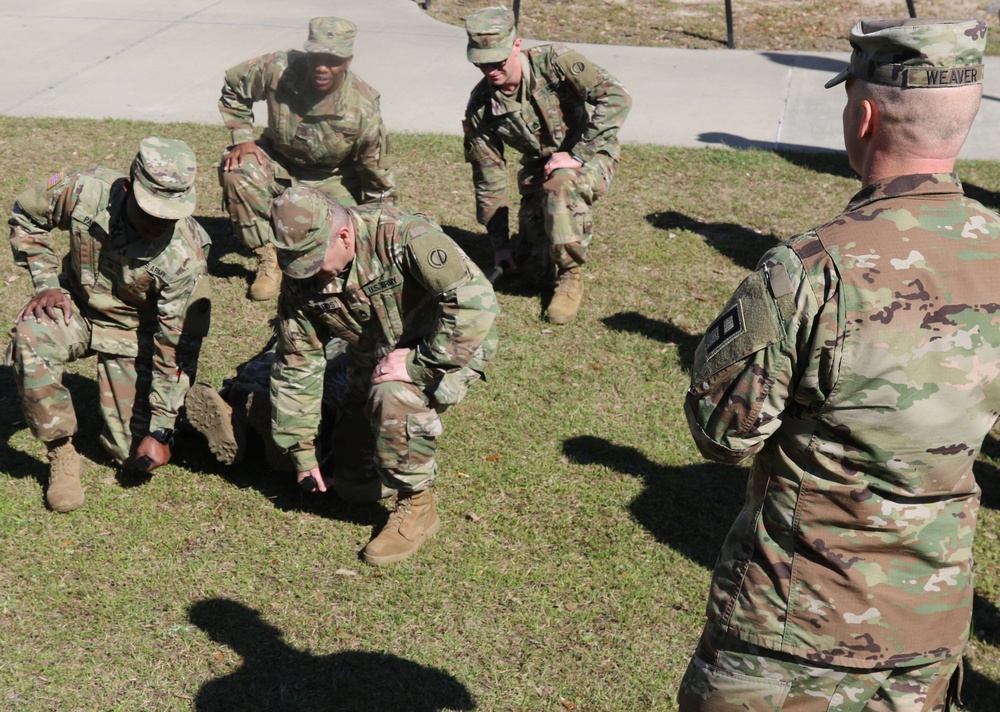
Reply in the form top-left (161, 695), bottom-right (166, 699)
top-left (189, 598), bottom-right (476, 712)
top-left (601, 311), bottom-right (700, 372)
top-left (563, 435), bottom-right (744, 569)
top-left (962, 594), bottom-right (1000, 712)
top-left (0, 365), bottom-right (113, 483)
top-left (695, 135), bottom-right (856, 180)
top-left (194, 215), bottom-right (253, 283)
top-left (440, 224), bottom-right (542, 298)
top-left (646, 210), bottom-right (779, 272)
top-left (963, 182), bottom-right (1000, 214)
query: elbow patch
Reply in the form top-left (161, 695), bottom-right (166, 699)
top-left (182, 276), bottom-right (213, 338)
top-left (408, 233), bottom-right (470, 294)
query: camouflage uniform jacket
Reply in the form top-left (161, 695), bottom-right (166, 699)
top-left (462, 44), bottom-right (631, 228)
top-left (685, 173), bottom-right (1000, 669)
top-left (220, 50), bottom-right (395, 203)
top-left (271, 204), bottom-right (500, 471)
top-left (9, 168), bottom-right (213, 431)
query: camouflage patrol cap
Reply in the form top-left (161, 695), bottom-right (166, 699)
top-left (270, 187), bottom-right (333, 279)
top-left (465, 7), bottom-right (516, 64)
top-left (304, 17), bottom-right (356, 58)
top-left (130, 137), bottom-right (197, 220)
top-left (825, 18), bottom-right (987, 89)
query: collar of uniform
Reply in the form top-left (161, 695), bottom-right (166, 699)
top-left (489, 53), bottom-right (533, 116)
top-left (845, 172), bottom-right (964, 212)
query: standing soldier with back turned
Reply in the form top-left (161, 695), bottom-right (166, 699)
top-left (219, 16), bottom-right (395, 301)
top-left (679, 19), bottom-right (999, 710)
top-left (461, 6), bottom-right (631, 325)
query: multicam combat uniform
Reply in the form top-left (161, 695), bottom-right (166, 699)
top-left (270, 203), bottom-right (498, 492)
top-left (7, 168), bottom-right (212, 462)
top-left (219, 51), bottom-right (396, 250)
top-left (463, 44), bottom-right (631, 276)
top-left (680, 173), bottom-right (1000, 708)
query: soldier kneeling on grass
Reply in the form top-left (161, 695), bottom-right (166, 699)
top-left (189, 186), bottom-right (498, 566)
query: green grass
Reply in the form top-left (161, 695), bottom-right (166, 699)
top-left (3, 117), bottom-right (1000, 709)
top-left (425, 0), bottom-right (1000, 54)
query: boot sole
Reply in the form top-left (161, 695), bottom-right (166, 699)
top-left (185, 383), bottom-right (242, 465)
top-left (545, 312), bottom-right (578, 325)
top-left (362, 516), bottom-right (442, 566)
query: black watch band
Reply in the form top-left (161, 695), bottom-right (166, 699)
top-left (149, 429), bottom-right (175, 446)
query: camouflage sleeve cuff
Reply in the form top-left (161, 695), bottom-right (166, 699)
top-left (230, 127), bottom-right (256, 146)
top-left (149, 412), bottom-right (178, 434)
top-left (406, 350), bottom-right (435, 388)
top-left (291, 449), bottom-right (319, 472)
top-left (33, 271), bottom-right (62, 293)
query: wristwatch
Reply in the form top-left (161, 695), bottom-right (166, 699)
top-left (149, 429), bottom-right (175, 447)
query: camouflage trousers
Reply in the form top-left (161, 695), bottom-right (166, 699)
top-left (515, 152), bottom-right (615, 278)
top-left (678, 631), bottom-right (961, 712)
top-left (328, 369), bottom-right (478, 493)
top-left (218, 140), bottom-right (361, 250)
top-left (7, 300), bottom-right (152, 464)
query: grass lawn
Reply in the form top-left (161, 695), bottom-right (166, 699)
top-left (3, 117), bottom-right (1000, 710)
top-left (424, 0), bottom-right (1000, 54)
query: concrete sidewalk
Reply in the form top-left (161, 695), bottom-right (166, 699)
top-left (3, 0), bottom-right (1000, 159)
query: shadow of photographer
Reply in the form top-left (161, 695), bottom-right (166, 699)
top-left (189, 598), bottom-right (476, 712)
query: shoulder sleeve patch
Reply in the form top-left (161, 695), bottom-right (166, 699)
top-left (407, 232), bottom-right (470, 294)
top-left (554, 50), bottom-right (599, 91)
top-left (692, 271), bottom-right (781, 385)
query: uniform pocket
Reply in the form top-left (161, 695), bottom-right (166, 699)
top-left (678, 654), bottom-right (790, 712)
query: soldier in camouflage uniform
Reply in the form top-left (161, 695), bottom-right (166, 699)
top-left (462, 7), bottom-right (631, 325)
top-left (269, 186), bottom-right (498, 565)
top-left (219, 16), bottom-right (395, 302)
top-left (678, 19), bottom-right (997, 711)
top-left (6, 137), bottom-right (212, 513)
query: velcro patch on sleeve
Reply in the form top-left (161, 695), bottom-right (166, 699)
top-left (181, 275), bottom-right (213, 338)
top-left (555, 50), bottom-right (599, 90)
top-left (692, 271), bottom-right (780, 385)
top-left (407, 232), bottom-right (470, 294)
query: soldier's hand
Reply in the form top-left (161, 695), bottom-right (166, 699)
top-left (494, 248), bottom-right (517, 275)
top-left (297, 467), bottom-right (327, 493)
top-left (372, 348), bottom-right (414, 385)
top-left (17, 288), bottom-right (74, 325)
top-left (544, 151), bottom-right (582, 179)
top-left (135, 435), bottom-right (171, 471)
top-left (223, 141), bottom-right (266, 171)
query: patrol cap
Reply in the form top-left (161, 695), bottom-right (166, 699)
top-left (465, 7), bottom-right (516, 64)
top-left (304, 17), bottom-right (356, 58)
top-left (825, 18), bottom-right (987, 89)
top-left (130, 137), bottom-right (197, 220)
top-left (270, 186), bottom-right (334, 279)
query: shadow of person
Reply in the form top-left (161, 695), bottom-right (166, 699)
top-left (601, 312), bottom-right (701, 372)
top-left (194, 215), bottom-right (253, 281)
top-left (189, 598), bottom-right (476, 712)
top-left (962, 182), bottom-right (1000, 214)
top-left (960, 595), bottom-right (1000, 709)
top-left (646, 210), bottom-right (779, 272)
top-left (439, 224), bottom-right (538, 298)
top-left (960, 663), bottom-right (1000, 712)
top-left (695, 135), bottom-right (856, 179)
top-left (759, 52), bottom-right (848, 75)
top-left (563, 435), bottom-right (744, 569)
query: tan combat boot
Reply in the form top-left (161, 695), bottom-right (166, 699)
top-left (249, 243), bottom-right (282, 301)
top-left (546, 265), bottom-right (584, 325)
top-left (184, 383), bottom-right (245, 465)
top-left (45, 437), bottom-right (84, 513)
top-left (363, 489), bottom-right (441, 565)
